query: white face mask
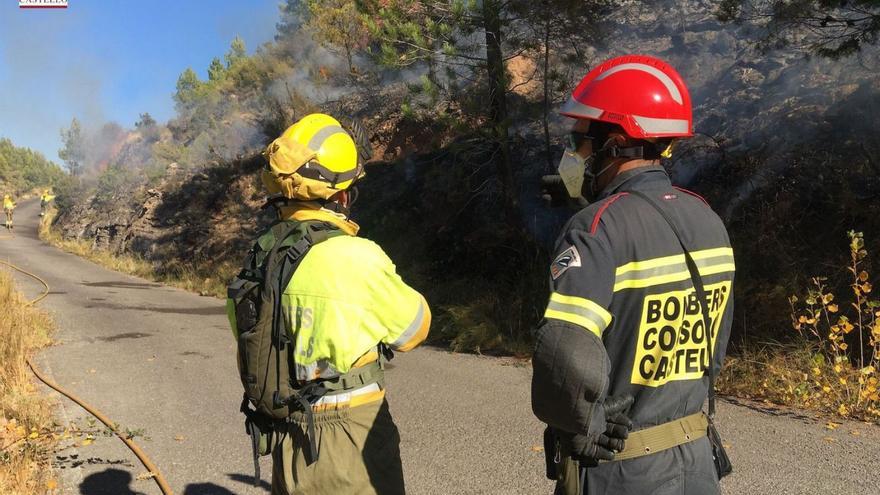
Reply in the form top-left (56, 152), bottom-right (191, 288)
top-left (557, 146), bottom-right (617, 202)
top-left (557, 148), bottom-right (588, 199)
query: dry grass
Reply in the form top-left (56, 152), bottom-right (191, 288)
top-left (719, 231), bottom-right (880, 423)
top-left (0, 271), bottom-right (57, 494)
top-left (718, 341), bottom-right (879, 419)
top-left (39, 207), bottom-right (234, 298)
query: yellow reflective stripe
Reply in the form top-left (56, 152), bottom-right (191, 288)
top-left (390, 296), bottom-right (431, 352)
top-left (311, 383), bottom-right (385, 411)
top-left (548, 293), bottom-right (612, 327)
top-left (698, 263), bottom-right (736, 277)
top-left (691, 247), bottom-right (733, 260)
top-left (613, 264), bottom-right (735, 291)
top-left (544, 308), bottom-right (604, 338)
top-left (614, 247), bottom-right (734, 291)
top-left (351, 351), bottom-right (379, 368)
top-left (349, 389), bottom-right (386, 409)
top-left (616, 247), bottom-right (733, 275)
top-left (614, 270), bottom-right (690, 291)
top-left (616, 253), bottom-right (685, 275)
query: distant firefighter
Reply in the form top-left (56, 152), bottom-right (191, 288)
top-left (227, 113), bottom-right (430, 494)
top-left (3, 194), bottom-right (15, 230)
top-left (39, 189), bottom-right (55, 217)
top-left (532, 55), bottom-right (735, 495)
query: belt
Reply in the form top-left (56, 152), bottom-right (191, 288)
top-left (606, 412), bottom-right (708, 462)
top-left (319, 360), bottom-right (385, 394)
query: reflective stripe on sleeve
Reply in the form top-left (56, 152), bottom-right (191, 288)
top-left (614, 247), bottom-right (734, 291)
top-left (389, 296), bottom-right (431, 351)
top-left (544, 292), bottom-right (612, 338)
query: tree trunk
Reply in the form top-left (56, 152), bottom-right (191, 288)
top-left (482, 0), bottom-right (517, 216)
top-left (543, 7), bottom-right (553, 172)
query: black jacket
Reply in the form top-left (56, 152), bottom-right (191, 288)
top-left (533, 165), bottom-right (735, 431)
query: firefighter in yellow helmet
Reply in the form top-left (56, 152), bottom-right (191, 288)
top-left (39, 189), bottom-right (55, 217)
top-left (3, 194), bottom-right (15, 230)
top-left (227, 113), bottom-right (431, 495)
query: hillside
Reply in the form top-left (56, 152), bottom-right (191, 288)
top-left (0, 138), bottom-right (65, 195)
top-left (49, 1), bottom-right (880, 353)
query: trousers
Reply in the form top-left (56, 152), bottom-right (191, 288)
top-left (555, 436), bottom-right (719, 495)
top-left (271, 397), bottom-right (405, 495)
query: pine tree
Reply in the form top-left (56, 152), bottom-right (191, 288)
top-left (357, 0), bottom-right (519, 211)
top-left (0, 138), bottom-right (64, 191)
top-left (135, 112), bottom-right (160, 143)
top-left (135, 112), bottom-right (157, 129)
top-left (174, 68), bottom-right (201, 108)
top-left (304, 0), bottom-right (370, 76)
top-left (530, 0), bottom-right (613, 169)
top-left (59, 118), bottom-right (86, 177)
top-left (208, 57), bottom-right (226, 81)
top-left (225, 36), bottom-right (247, 68)
top-left (354, 0), bottom-right (616, 214)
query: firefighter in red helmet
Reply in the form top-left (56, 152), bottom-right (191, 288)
top-left (532, 55), bottom-right (735, 495)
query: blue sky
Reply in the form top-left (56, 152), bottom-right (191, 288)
top-left (0, 0), bottom-right (281, 164)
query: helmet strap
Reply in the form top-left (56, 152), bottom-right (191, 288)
top-left (582, 138), bottom-right (648, 200)
top-left (347, 186), bottom-right (360, 209)
top-left (262, 195), bottom-right (295, 213)
top-left (321, 195), bottom-right (351, 218)
top-left (596, 144), bottom-right (644, 161)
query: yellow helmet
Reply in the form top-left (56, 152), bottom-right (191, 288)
top-left (262, 113), bottom-right (362, 201)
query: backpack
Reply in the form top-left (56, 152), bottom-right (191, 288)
top-left (227, 219), bottom-right (345, 482)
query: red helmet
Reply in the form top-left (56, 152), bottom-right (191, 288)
top-left (560, 55), bottom-right (693, 139)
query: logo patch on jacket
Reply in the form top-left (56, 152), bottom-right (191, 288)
top-left (631, 281), bottom-right (731, 387)
top-left (550, 245), bottom-right (581, 280)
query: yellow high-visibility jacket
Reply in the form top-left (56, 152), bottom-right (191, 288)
top-left (227, 210), bottom-right (431, 410)
top-left (281, 232), bottom-right (431, 382)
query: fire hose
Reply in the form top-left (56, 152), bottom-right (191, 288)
top-left (0, 259), bottom-right (174, 495)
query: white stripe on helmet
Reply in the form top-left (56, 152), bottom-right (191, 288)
top-left (307, 124), bottom-right (346, 151)
top-left (560, 98), bottom-right (603, 118)
top-left (633, 115), bottom-right (690, 134)
top-left (596, 63), bottom-right (683, 105)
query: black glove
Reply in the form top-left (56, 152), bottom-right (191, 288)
top-left (560, 394), bottom-right (634, 463)
top-left (540, 175), bottom-right (588, 209)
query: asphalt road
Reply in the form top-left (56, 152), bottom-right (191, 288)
top-left (2, 199), bottom-right (879, 495)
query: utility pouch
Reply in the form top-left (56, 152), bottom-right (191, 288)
top-left (543, 426), bottom-right (561, 480)
top-left (707, 420), bottom-right (732, 479)
top-left (228, 278), bottom-right (260, 335)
